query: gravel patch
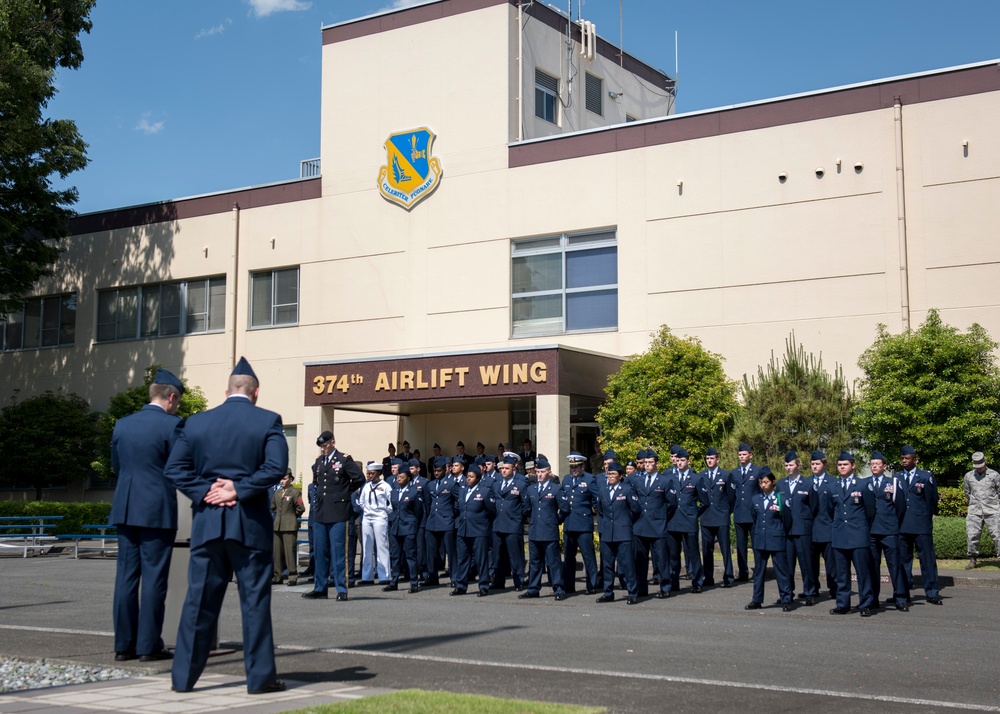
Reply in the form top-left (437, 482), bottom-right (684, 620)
top-left (0, 656), bottom-right (132, 693)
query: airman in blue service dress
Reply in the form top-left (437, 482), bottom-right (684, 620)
top-left (165, 357), bottom-right (288, 694)
top-left (424, 456), bottom-right (462, 586)
top-left (519, 456), bottom-right (568, 600)
top-left (826, 452), bottom-right (877, 616)
top-left (809, 451), bottom-right (838, 600)
top-left (110, 368), bottom-right (184, 662)
top-left (559, 451), bottom-right (600, 594)
top-left (491, 455), bottom-right (527, 591)
top-left (745, 467), bottom-right (795, 611)
top-left (665, 447), bottom-right (705, 593)
top-left (866, 451), bottom-right (908, 611)
top-left (452, 464), bottom-right (497, 596)
top-left (698, 447), bottom-right (736, 588)
top-left (628, 449), bottom-right (675, 598)
top-left (595, 461), bottom-right (641, 603)
top-left (305, 430), bottom-right (364, 601)
top-left (732, 443), bottom-right (761, 582)
top-left (777, 450), bottom-right (817, 604)
top-left (897, 445), bottom-right (942, 604)
top-left (386, 469), bottom-right (424, 592)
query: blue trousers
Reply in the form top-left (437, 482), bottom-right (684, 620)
top-left (391, 533), bottom-right (419, 587)
top-left (600, 539), bottom-right (637, 598)
top-left (562, 530), bottom-right (599, 592)
top-left (491, 530), bottom-right (525, 589)
top-left (113, 525), bottom-right (174, 655)
top-left (752, 548), bottom-right (793, 605)
top-left (313, 520), bottom-right (349, 594)
top-left (425, 529), bottom-right (457, 585)
top-left (869, 533), bottom-right (906, 606)
top-left (455, 535), bottom-right (491, 592)
top-left (668, 530), bottom-right (703, 589)
top-left (900, 532), bottom-right (939, 599)
top-left (701, 523), bottom-right (734, 586)
top-left (633, 534), bottom-right (670, 596)
top-left (786, 533), bottom-right (817, 597)
top-left (526, 539), bottom-right (564, 595)
top-left (811, 539), bottom-right (838, 597)
top-left (734, 521), bottom-right (753, 578)
top-left (171, 538), bottom-right (275, 693)
top-left (833, 545), bottom-right (874, 609)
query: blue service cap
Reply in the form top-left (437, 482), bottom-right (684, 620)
top-left (604, 449), bottom-right (617, 460)
top-left (675, 447), bottom-right (689, 459)
top-left (535, 455), bottom-right (550, 469)
top-left (870, 451), bottom-right (886, 462)
top-left (432, 443), bottom-right (441, 449)
top-left (901, 445), bottom-right (916, 456)
top-left (390, 458), bottom-right (404, 466)
top-left (433, 456), bottom-right (450, 469)
top-left (811, 450), bottom-right (826, 461)
top-left (485, 454), bottom-right (497, 463)
top-left (452, 454), bottom-right (466, 465)
top-left (231, 356), bottom-right (257, 380)
top-left (474, 455), bottom-right (486, 466)
top-left (153, 368), bottom-right (185, 395)
top-left (838, 451), bottom-right (855, 463)
top-left (705, 447), bottom-right (719, 457)
top-left (606, 461), bottom-right (624, 473)
top-left (467, 464), bottom-right (482, 476)
top-left (670, 444), bottom-right (681, 455)
top-left (407, 458), bottom-right (420, 468)
top-left (636, 449), bottom-right (648, 460)
top-left (758, 466), bottom-right (774, 479)
top-left (784, 450), bottom-right (798, 463)
top-left (647, 449), bottom-right (658, 461)
top-left (738, 443), bottom-right (752, 452)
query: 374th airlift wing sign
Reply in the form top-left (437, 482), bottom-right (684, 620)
top-left (377, 127), bottom-right (442, 210)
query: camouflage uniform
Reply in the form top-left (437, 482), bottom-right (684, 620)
top-left (964, 465), bottom-right (1000, 557)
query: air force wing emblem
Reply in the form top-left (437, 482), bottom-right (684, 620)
top-left (378, 127), bottom-right (442, 210)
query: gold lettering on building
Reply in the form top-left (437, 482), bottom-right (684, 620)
top-left (368, 362), bottom-right (547, 394)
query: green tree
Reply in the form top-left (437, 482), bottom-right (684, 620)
top-left (0, 389), bottom-right (98, 499)
top-left (0, 0), bottom-right (94, 314)
top-left (91, 365), bottom-right (209, 480)
top-left (856, 309), bottom-right (1000, 482)
top-left (727, 333), bottom-right (855, 474)
top-left (597, 326), bottom-right (739, 463)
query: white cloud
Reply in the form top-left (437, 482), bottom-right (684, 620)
top-left (135, 113), bottom-right (165, 135)
top-left (247, 0), bottom-right (311, 18)
top-left (378, 0), bottom-right (427, 11)
top-left (195, 18), bottom-right (232, 39)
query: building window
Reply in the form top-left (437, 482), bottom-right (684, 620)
top-left (250, 267), bottom-right (299, 328)
top-left (626, 114), bottom-right (637, 123)
top-left (534, 69), bottom-right (559, 124)
top-left (96, 277), bottom-right (226, 343)
top-left (2, 293), bottom-right (76, 351)
top-left (585, 72), bottom-right (603, 116)
top-left (511, 230), bottom-right (617, 337)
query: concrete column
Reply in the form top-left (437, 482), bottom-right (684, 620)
top-left (536, 394), bottom-right (570, 474)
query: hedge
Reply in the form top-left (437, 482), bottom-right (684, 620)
top-left (0, 501), bottom-right (112, 536)
top-left (933, 516), bottom-right (996, 558)
top-left (937, 487), bottom-right (967, 518)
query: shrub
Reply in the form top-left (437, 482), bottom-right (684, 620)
top-left (933, 516), bottom-right (995, 558)
top-left (937, 487), bottom-right (967, 518)
top-left (0, 501), bottom-right (112, 536)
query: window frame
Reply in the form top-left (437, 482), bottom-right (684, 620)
top-left (585, 71), bottom-right (603, 116)
top-left (534, 68), bottom-right (559, 125)
top-left (510, 229), bottom-right (618, 338)
top-left (95, 276), bottom-right (226, 344)
top-left (249, 266), bottom-right (300, 329)
top-left (1, 292), bottom-right (77, 352)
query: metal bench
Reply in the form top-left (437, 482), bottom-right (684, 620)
top-left (56, 524), bottom-right (118, 559)
top-left (0, 516), bottom-right (64, 558)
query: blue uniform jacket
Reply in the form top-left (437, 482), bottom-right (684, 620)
top-left (596, 481), bottom-right (641, 542)
top-left (627, 471), bottom-right (676, 538)
top-left (698, 468), bottom-right (736, 528)
top-left (559, 471), bottom-right (598, 532)
top-left (869, 474), bottom-right (906, 536)
top-left (425, 474), bottom-right (460, 530)
top-left (827, 476), bottom-right (876, 549)
top-left (750, 492), bottom-right (792, 551)
top-left (522, 481), bottom-right (566, 541)
top-left (110, 404), bottom-right (183, 529)
top-left (810, 473), bottom-right (836, 542)
top-left (389, 484), bottom-right (423, 537)
top-left (455, 483), bottom-right (497, 538)
top-left (898, 468), bottom-right (938, 535)
top-left (492, 473), bottom-right (527, 533)
top-left (732, 464), bottom-right (761, 524)
top-left (775, 475), bottom-right (816, 536)
top-left (164, 396), bottom-right (288, 551)
top-left (667, 470), bottom-right (704, 534)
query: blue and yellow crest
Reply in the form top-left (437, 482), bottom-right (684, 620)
top-left (377, 127), bottom-right (442, 210)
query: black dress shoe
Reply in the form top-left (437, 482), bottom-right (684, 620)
top-left (781, 603), bottom-right (793, 612)
top-left (745, 602), bottom-right (762, 610)
top-left (514, 585), bottom-right (524, 592)
top-left (927, 596), bottom-right (943, 605)
top-left (115, 651), bottom-right (136, 662)
top-left (627, 597), bottom-right (638, 605)
top-left (477, 589), bottom-right (489, 597)
top-left (286, 579), bottom-right (297, 586)
top-left (518, 591), bottom-right (539, 599)
top-left (301, 590), bottom-right (327, 599)
top-left (650, 578), bottom-right (661, 585)
top-left (829, 606), bottom-right (852, 615)
top-left (690, 586), bottom-right (702, 594)
top-left (721, 582), bottom-right (732, 588)
top-left (736, 575), bottom-right (749, 582)
top-left (655, 591), bottom-right (670, 599)
top-left (895, 603), bottom-right (910, 612)
top-left (301, 569), bottom-right (314, 577)
top-left (248, 679), bottom-right (287, 695)
top-left (408, 586), bottom-right (420, 594)
top-left (450, 588), bottom-right (465, 596)
top-left (859, 607), bottom-right (873, 617)
top-left (382, 584), bottom-right (398, 591)
top-left (139, 650), bottom-right (173, 662)
top-left (554, 593), bottom-right (567, 601)
top-left (358, 580), bottom-right (374, 585)
top-left (596, 594), bottom-right (614, 603)
top-left (336, 593), bottom-right (348, 601)
top-left (680, 573), bottom-right (692, 580)
top-left (804, 598), bottom-right (815, 607)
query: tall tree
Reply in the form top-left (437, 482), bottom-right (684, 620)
top-left (91, 365), bottom-right (209, 481)
top-left (727, 333), bottom-right (855, 473)
top-left (0, 389), bottom-right (98, 499)
top-left (0, 0), bottom-right (94, 314)
top-left (597, 326), bottom-right (739, 462)
top-left (856, 309), bottom-right (1000, 482)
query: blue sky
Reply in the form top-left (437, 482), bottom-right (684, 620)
top-left (50, 0), bottom-right (1000, 213)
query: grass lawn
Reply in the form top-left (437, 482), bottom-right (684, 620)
top-left (284, 690), bottom-right (605, 714)
top-left (938, 557), bottom-right (1000, 571)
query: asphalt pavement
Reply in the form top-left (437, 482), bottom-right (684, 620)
top-left (0, 555), bottom-right (998, 713)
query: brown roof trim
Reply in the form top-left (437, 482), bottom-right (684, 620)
top-left (509, 63), bottom-right (1000, 168)
top-left (68, 178), bottom-right (321, 235)
top-left (322, 0), bottom-right (671, 88)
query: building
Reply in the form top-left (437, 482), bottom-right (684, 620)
top-left (2, 0), bottom-right (999, 494)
